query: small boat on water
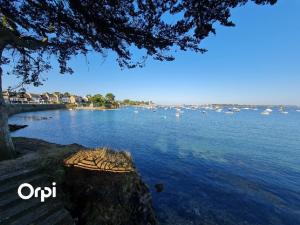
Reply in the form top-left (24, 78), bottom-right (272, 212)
top-left (279, 106), bottom-right (288, 114)
top-left (216, 108), bottom-right (223, 112)
top-left (225, 111), bottom-right (234, 114)
top-left (261, 110), bottom-right (270, 115)
top-left (265, 108), bottom-right (272, 112)
top-left (134, 110), bottom-right (139, 114)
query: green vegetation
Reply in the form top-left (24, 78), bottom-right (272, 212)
top-left (90, 94), bottom-right (105, 106)
top-left (63, 92), bottom-right (71, 97)
top-left (87, 94), bottom-right (151, 108)
top-left (89, 93), bottom-right (118, 108)
top-left (105, 93), bottom-right (115, 102)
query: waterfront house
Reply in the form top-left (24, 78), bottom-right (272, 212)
top-left (82, 96), bottom-right (89, 103)
top-left (9, 92), bottom-right (29, 104)
top-left (70, 95), bottom-right (85, 105)
top-left (48, 93), bottom-right (59, 103)
top-left (2, 91), bottom-right (10, 103)
top-left (53, 93), bottom-right (62, 103)
top-left (41, 93), bottom-right (59, 104)
top-left (27, 93), bottom-right (42, 104)
top-left (61, 95), bottom-right (71, 104)
top-left (69, 95), bottom-right (76, 104)
top-left (41, 93), bottom-right (50, 104)
top-left (76, 96), bottom-right (83, 103)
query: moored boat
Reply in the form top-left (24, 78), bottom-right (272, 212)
top-left (261, 110), bottom-right (270, 115)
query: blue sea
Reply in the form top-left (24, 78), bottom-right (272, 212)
top-left (9, 107), bottom-right (300, 225)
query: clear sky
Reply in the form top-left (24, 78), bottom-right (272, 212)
top-left (3, 0), bottom-right (300, 105)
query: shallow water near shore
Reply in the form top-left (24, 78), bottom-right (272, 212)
top-left (10, 107), bottom-right (300, 225)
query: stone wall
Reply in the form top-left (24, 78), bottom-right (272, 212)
top-left (7, 104), bottom-right (67, 116)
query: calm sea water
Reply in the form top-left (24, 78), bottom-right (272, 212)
top-left (9, 107), bottom-right (300, 225)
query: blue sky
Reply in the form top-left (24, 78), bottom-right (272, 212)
top-left (3, 0), bottom-right (300, 105)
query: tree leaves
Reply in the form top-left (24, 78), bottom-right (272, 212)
top-left (0, 0), bottom-right (277, 87)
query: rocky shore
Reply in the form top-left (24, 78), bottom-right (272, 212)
top-left (0, 137), bottom-right (158, 225)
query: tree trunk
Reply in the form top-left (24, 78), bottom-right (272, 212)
top-left (0, 48), bottom-right (16, 160)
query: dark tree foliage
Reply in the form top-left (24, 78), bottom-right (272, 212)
top-left (106, 93), bottom-right (115, 102)
top-left (0, 0), bottom-right (276, 87)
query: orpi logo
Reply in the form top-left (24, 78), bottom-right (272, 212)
top-left (17, 182), bottom-right (56, 202)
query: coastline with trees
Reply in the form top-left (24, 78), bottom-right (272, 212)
top-left (76, 93), bottom-right (153, 110)
top-left (2, 89), bottom-right (152, 110)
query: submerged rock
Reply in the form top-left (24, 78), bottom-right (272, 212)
top-left (63, 149), bottom-right (158, 225)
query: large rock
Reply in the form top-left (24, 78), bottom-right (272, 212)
top-left (9, 124), bottom-right (28, 132)
top-left (63, 149), bottom-right (158, 225)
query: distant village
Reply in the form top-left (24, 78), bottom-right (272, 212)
top-left (2, 90), bottom-right (152, 108)
top-left (2, 91), bottom-right (89, 105)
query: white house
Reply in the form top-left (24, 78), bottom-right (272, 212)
top-left (2, 91), bottom-right (10, 103)
top-left (82, 96), bottom-right (89, 103)
top-left (9, 92), bottom-right (29, 104)
top-left (61, 95), bottom-right (70, 104)
top-left (27, 93), bottom-right (42, 104)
